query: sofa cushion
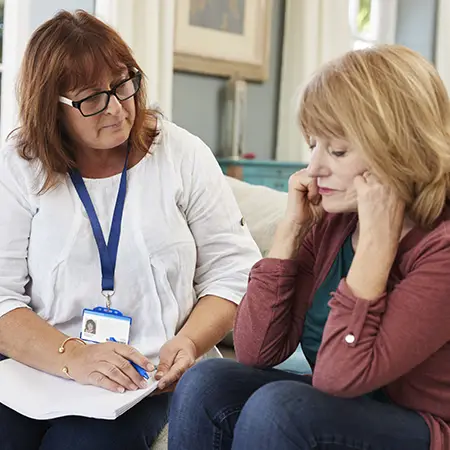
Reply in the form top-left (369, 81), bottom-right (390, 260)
top-left (225, 176), bottom-right (288, 257)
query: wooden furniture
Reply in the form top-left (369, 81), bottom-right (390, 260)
top-left (217, 158), bottom-right (307, 192)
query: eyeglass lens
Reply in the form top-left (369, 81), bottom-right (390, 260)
top-left (80, 76), bottom-right (140, 116)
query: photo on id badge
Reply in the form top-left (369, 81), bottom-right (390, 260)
top-left (81, 308), bottom-right (132, 344)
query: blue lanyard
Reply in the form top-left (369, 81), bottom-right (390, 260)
top-left (69, 144), bottom-right (130, 296)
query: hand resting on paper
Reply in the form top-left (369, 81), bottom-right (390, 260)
top-left (66, 341), bottom-right (154, 393)
top-left (153, 335), bottom-right (197, 393)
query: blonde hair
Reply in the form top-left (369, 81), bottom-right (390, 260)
top-left (299, 44), bottom-right (450, 228)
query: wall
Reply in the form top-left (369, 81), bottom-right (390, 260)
top-left (172, 0), bottom-right (285, 159)
top-left (30, 0), bottom-right (94, 29)
top-left (395, 0), bottom-right (437, 61)
top-left (172, 0), bottom-right (438, 160)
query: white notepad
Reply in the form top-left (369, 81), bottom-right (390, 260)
top-left (0, 359), bottom-right (158, 420)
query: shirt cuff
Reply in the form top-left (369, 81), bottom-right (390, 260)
top-left (330, 279), bottom-right (388, 346)
top-left (0, 301), bottom-right (31, 319)
top-left (197, 288), bottom-right (246, 305)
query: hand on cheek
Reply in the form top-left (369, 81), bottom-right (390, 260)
top-left (354, 171), bottom-right (404, 245)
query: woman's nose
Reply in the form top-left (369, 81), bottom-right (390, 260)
top-left (307, 149), bottom-right (330, 178)
top-left (106, 94), bottom-right (122, 115)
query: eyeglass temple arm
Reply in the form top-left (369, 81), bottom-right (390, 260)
top-left (59, 96), bottom-right (74, 106)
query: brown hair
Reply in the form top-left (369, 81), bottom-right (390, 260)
top-left (14, 9), bottom-right (158, 192)
top-left (299, 45), bottom-right (450, 228)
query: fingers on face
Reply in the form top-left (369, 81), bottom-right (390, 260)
top-left (289, 169), bottom-right (309, 190)
top-left (362, 171), bottom-right (379, 184)
top-left (305, 178), bottom-right (322, 205)
top-left (353, 174), bottom-right (366, 190)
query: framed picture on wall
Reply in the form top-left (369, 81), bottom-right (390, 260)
top-left (174, 0), bottom-right (272, 82)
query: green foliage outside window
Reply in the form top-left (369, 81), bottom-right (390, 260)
top-left (357, 0), bottom-right (372, 34)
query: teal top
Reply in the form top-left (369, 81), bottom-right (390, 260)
top-left (301, 235), bottom-right (354, 365)
top-left (300, 234), bottom-right (390, 403)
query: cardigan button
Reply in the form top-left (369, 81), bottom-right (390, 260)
top-left (344, 333), bottom-right (355, 344)
top-left (240, 217), bottom-right (245, 226)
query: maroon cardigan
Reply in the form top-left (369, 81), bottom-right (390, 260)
top-left (234, 211), bottom-right (450, 450)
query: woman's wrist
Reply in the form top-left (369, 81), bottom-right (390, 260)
top-left (346, 240), bottom-right (395, 300)
top-left (59, 338), bottom-right (86, 376)
top-left (357, 234), bottom-right (398, 265)
top-left (268, 219), bottom-right (311, 260)
top-left (173, 334), bottom-right (198, 358)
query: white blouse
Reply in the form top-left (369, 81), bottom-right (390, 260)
top-left (0, 120), bottom-right (261, 360)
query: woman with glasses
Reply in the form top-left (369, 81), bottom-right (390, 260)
top-left (0, 9), bottom-right (260, 450)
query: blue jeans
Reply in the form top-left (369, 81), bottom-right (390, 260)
top-left (0, 392), bottom-right (170, 450)
top-left (168, 359), bottom-right (430, 450)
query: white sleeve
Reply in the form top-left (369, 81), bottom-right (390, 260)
top-left (0, 149), bottom-right (34, 318)
top-left (180, 137), bottom-right (261, 304)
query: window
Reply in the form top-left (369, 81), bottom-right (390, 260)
top-left (350, 0), bottom-right (377, 49)
top-left (349, 0), bottom-right (397, 49)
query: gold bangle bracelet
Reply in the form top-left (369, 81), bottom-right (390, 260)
top-left (59, 337), bottom-right (86, 380)
top-left (61, 366), bottom-right (75, 380)
top-left (58, 337), bottom-right (86, 354)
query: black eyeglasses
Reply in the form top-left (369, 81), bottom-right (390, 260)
top-left (59, 72), bottom-right (142, 117)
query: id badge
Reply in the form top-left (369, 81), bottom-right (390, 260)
top-left (81, 307), bottom-right (132, 344)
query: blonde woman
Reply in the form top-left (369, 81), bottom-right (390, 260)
top-left (169, 45), bottom-right (450, 450)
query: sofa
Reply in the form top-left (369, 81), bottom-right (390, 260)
top-left (151, 176), bottom-right (311, 449)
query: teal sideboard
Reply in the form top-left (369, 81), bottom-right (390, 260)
top-left (217, 158), bottom-right (307, 192)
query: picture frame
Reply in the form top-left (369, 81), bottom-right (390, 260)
top-left (174, 0), bottom-right (272, 82)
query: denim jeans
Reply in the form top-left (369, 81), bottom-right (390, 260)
top-left (0, 392), bottom-right (170, 450)
top-left (168, 358), bottom-right (430, 450)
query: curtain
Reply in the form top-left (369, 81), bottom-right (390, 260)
top-left (95, 0), bottom-right (175, 118)
top-left (275, 0), bottom-right (352, 162)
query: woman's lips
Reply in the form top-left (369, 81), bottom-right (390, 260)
top-left (318, 187), bottom-right (337, 195)
top-left (102, 119), bottom-right (124, 129)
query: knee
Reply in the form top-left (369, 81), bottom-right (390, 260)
top-left (175, 359), bottom-right (238, 399)
top-left (242, 381), bottom-right (300, 421)
top-left (239, 381), bottom-right (318, 430)
top-left (172, 358), bottom-right (243, 415)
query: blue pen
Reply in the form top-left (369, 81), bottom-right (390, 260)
top-left (107, 337), bottom-right (149, 380)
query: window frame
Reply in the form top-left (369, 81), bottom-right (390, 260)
top-left (0, 0), bottom-right (33, 144)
